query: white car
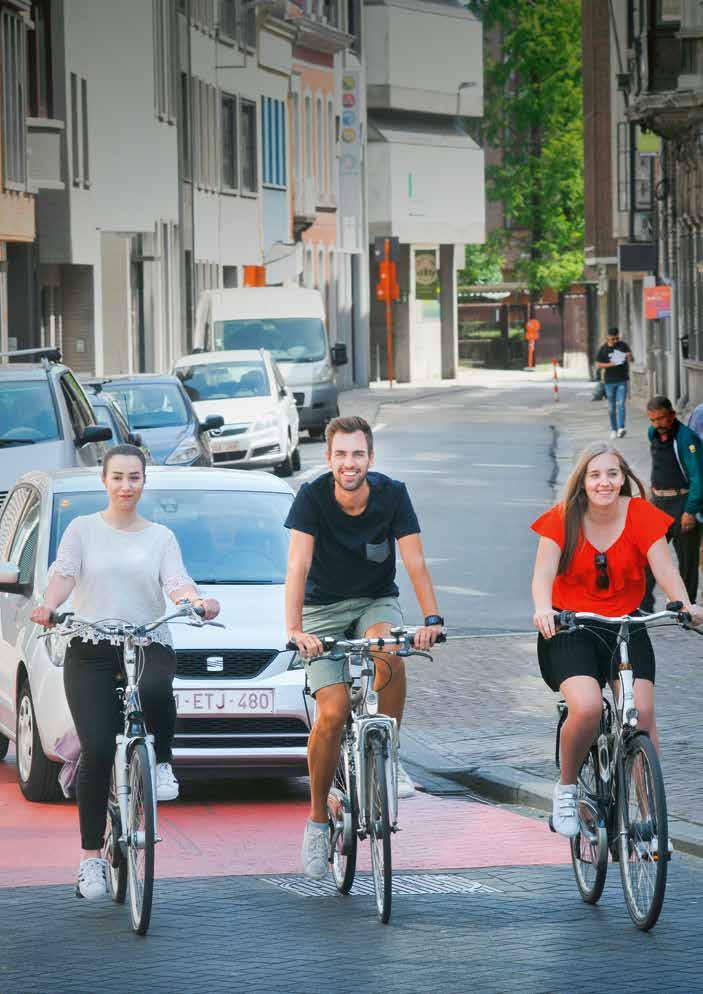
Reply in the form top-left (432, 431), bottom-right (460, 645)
top-left (173, 349), bottom-right (301, 476)
top-left (0, 467), bottom-right (311, 802)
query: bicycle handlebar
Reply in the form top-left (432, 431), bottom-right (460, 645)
top-left (46, 601), bottom-right (216, 638)
top-left (286, 626), bottom-right (447, 654)
top-left (556, 601), bottom-right (692, 629)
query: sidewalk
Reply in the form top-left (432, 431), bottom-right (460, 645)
top-left (339, 370), bottom-right (703, 855)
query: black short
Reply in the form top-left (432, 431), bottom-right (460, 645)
top-left (537, 623), bottom-right (656, 692)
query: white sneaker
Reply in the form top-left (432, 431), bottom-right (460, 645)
top-left (617, 428), bottom-right (626, 438)
top-left (76, 857), bottom-right (108, 900)
top-left (397, 761), bottom-right (416, 799)
top-left (156, 762), bottom-right (179, 802)
top-left (301, 821), bottom-right (329, 880)
top-left (610, 430), bottom-right (617, 439)
top-left (551, 782), bottom-right (579, 837)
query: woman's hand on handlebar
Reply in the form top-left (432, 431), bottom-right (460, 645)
top-left (534, 607), bottom-right (558, 640)
top-left (197, 597), bottom-right (220, 621)
top-left (288, 629), bottom-right (323, 659)
top-left (30, 604), bottom-right (56, 628)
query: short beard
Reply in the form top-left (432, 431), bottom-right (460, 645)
top-left (334, 468), bottom-right (368, 492)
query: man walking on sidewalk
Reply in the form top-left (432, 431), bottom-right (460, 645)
top-left (596, 327), bottom-right (633, 439)
top-left (642, 395), bottom-right (703, 612)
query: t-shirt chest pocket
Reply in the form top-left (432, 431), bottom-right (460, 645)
top-left (366, 537), bottom-right (391, 564)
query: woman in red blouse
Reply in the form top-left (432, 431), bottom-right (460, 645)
top-left (531, 442), bottom-right (703, 837)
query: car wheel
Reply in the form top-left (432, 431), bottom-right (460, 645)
top-left (308, 426), bottom-right (325, 441)
top-left (0, 733), bottom-right (9, 761)
top-left (292, 447), bottom-right (301, 472)
top-left (16, 679), bottom-right (62, 802)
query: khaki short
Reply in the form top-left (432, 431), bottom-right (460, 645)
top-left (301, 595), bottom-right (403, 696)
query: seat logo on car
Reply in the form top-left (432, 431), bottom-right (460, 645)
top-left (206, 656), bottom-right (224, 672)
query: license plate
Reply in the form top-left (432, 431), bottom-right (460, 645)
top-left (213, 440), bottom-right (241, 453)
top-left (174, 688), bottom-right (275, 715)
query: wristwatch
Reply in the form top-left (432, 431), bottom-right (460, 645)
top-left (424, 615), bottom-right (444, 627)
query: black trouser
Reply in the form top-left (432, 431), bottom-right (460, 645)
top-left (641, 494), bottom-right (701, 612)
top-left (63, 638), bottom-right (177, 851)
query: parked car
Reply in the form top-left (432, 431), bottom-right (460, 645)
top-left (193, 287), bottom-right (347, 439)
top-left (0, 348), bottom-right (112, 509)
top-left (0, 466), bottom-right (310, 800)
top-left (83, 383), bottom-right (153, 462)
top-left (173, 349), bottom-right (301, 476)
top-left (91, 374), bottom-right (223, 466)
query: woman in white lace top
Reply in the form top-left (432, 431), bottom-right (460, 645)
top-left (31, 445), bottom-right (219, 901)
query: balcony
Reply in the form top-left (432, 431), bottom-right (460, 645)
top-left (280, 0), bottom-right (352, 53)
top-left (627, 27), bottom-right (703, 139)
top-left (26, 118), bottom-right (65, 192)
top-left (293, 176), bottom-right (317, 235)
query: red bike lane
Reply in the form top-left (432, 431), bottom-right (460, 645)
top-left (0, 747), bottom-right (569, 888)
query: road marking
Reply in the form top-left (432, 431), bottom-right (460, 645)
top-left (473, 463), bottom-right (535, 469)
top-left (436, 584), bottom-right (491, 598)
top-left (263, 873), bottom-right (500, 898)
top-left (295, 462), bottom-right (327, 483)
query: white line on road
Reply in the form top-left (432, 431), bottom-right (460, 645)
top-left (436, 584), bottom-right (492, 598)
top-left (295, 462), bottom-right (327, 483)
top-left (473, 463), bottom-right (535, 469)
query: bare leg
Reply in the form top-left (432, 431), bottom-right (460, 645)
top-left (365, 621), bottom-right (406, 726)
top-left (559, 675), bottom-right (603, 784)
top-left (633, 678), bottom-right (658, 751)
top-left (307, 683), bottom-right (350, 823)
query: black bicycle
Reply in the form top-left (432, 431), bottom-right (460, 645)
top-left (550, 602), bottom-right (694, 931)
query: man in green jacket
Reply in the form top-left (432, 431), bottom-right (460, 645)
top-left (641, 395), bottom-right (703, 611)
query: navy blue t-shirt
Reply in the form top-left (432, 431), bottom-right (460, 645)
top-left (284, 471), bottom-right (421, 604)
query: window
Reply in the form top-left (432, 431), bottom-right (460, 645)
top-left (27, 0), bottom-right (53, 119)
top-left (1, 9), bottom-right (28, 189)
top-left (192, 0), bottom-right (215, 31)
top-left (180, 73), bottom-right (191, 180)
top-left (8, 491), bottom-right (40, 584)
top-left (0, 379), bottom-right (60, 442)
top-left (70, 72), bottom-right (90, 188)
top-left (326, 99), bottom-right (334, 193)
top-left (304, 94), bottom-right (312, 179)
top-left (316, 97), bottom-right (323, 187)
top-left (262, 96), bottom-right (286, 187)
top-left (223, 265), bottom-right (238, 288)
top-left (220, 0), bottom-right (238, 40)
top-left (0, 487), bottom-right (30, 561)
top-left (60, 372), bottom-right (93, 440)
top-left (192, 77), bottom-right (217, 190)
top-left (221, 92), bottom-right (238, 190)
top-left (154, 0), bottom-right (177, 123)
top-left (292, 91), bottom-right (301, 184)
top-left (617, 122), bottom-right (630, 213)
top-left (244, 0), bottom-right (256, 48)
top-left (240, 98), bottom-right (257, 193)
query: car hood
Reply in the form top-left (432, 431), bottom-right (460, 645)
top-left (167, 582), bottom-right (286, 651)
top-left (0, 440), bottom-right (66, 492)
top-left (190, 396), bottom-right (276, 425)
top-left (132, 425), bottom-right (193, 463)
top-left (274, 362), bottom-right (323, 387)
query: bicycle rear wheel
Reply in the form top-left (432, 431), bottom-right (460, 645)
top-left (618, 733), bottom-right (668, 930)
top-left (103, 765), bottom-right (127, 904)
top-left (329, 747), bottom-right (358, 894)
top-left (367, 733), bottom-right (392, 924)
top-left (126, 743), bottom-right (155, 935)
top-left (570, 747), bottom-right (608, 904)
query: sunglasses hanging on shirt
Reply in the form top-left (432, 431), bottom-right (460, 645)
top-left (594, 552), bottom-right (610, 590)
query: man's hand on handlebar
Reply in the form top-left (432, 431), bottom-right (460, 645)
top-left (288, 629), bottom-right (324, 659)
top-left (685, 603), bottom-right (703, 627)
top-left (412, 624), bottom-right (444, 652)
top-left (534, 607), bottom-right (558, 640)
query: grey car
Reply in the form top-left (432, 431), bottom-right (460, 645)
top-left (0, 348), bottom-right (112, 509)
top-left (90, 374), bottom-right (223, 466)
top-left (82, 383), bottom-right (153, 463)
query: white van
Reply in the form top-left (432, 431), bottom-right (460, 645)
top-left (194, 287), bottom-right (347, 439)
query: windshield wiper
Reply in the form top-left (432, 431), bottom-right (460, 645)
top-left (0, 438), bottom-right (37, 447)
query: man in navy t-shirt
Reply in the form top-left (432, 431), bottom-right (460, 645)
top-left (285, 414), bottom-right (443, 880)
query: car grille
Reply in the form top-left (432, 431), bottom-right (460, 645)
top-left (174, 715), bottom-right (310, 750)
top-left (293, 392), bottom-right (304, 407)
top-left (175, 649), bottom-right (276, 679)
top-left (252, 444), bottom-right (279, 457)
top-left (213, 450), bottom-right (246, 462)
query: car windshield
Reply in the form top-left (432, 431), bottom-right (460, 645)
top-left (103, 383), bottom-right (189, 430)
top-left (214, 318), bottom-right (326, 363)
top-left (176, 360), bottom-right (270, 402)
top-left (50, 489), bottom-right (292, 583)
top-left (0, 380), bottom-right (60, 444)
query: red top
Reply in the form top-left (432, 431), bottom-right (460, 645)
top-left (531, 497), bottom-right (674, 615)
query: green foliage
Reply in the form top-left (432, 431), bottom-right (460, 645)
top-left (470, 0), bottom-right (584, 294)
top-left (459, 239), bottom-right (504, 285)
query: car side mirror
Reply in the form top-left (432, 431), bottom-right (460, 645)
top-left (127, 432), bottom-right (143, 447)
top-left (331, 343), bottom-right (348, 367)
top-left (200, 415), bottom-right (224, 433)
top-left (0, 560), bottom-right (27, 595)
top-left (78, 425), bottom-right (112, 445)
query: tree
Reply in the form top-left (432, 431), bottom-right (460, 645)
top-left (470, 0), bottom-right (584, 295)
top-left (459, 238), bottom-right (504, 286)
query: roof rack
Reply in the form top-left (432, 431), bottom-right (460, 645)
top-left (0, 346), bottom-right (62, 367)
top-left (81, 376), bottom-right (112, 393)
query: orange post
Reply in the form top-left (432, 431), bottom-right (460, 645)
top-left (552, 358), bottom-right (559, 403)
top-left (375, 238), bottom-right (399, 385)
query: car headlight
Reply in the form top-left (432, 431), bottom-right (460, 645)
top-left (253, 412), bottom-right (279, 432)
top-left (165, 439), bottom-right (201, 464)
top-left (312, 361), bottom-right (332, 384)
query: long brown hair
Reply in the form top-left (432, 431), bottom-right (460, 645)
top-left (558, 442), bottom-right (646, 575)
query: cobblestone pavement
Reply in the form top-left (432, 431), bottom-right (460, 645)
top-left (3, 835), bottom-right (703, 994)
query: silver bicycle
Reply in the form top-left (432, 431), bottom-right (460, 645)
top-left (41, 602), bottom-right (223, 935)
top-left (297, 625), bottom-right (445, 923)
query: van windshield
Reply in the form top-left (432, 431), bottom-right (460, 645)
top-left (214, 318), bottom-right (326, 363)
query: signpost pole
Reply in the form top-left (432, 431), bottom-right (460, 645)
top-left (385, 238), bottom-right (394, 387)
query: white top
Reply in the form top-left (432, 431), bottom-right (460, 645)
top-left (50, 513), bottom-right (194, 647)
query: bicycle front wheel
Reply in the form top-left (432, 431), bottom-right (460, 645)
top-left (570, 747), bottom-right (608, 905)
top-left (329, 748), bottom-right (358, 894)
top-left (103, 765), bottom-right (127, 904)
top-left (367, 733), bottom-right (392, 924)
top-left (126, 743), bottom-right (155, 935)
top-left (618, 733), bottom-right (668, 930)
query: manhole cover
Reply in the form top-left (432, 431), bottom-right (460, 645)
top-left (262, 873), bottom-right (500, 898)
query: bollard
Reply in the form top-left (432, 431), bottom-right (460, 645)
top-left (552, 359), bottom-right (559, 403)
